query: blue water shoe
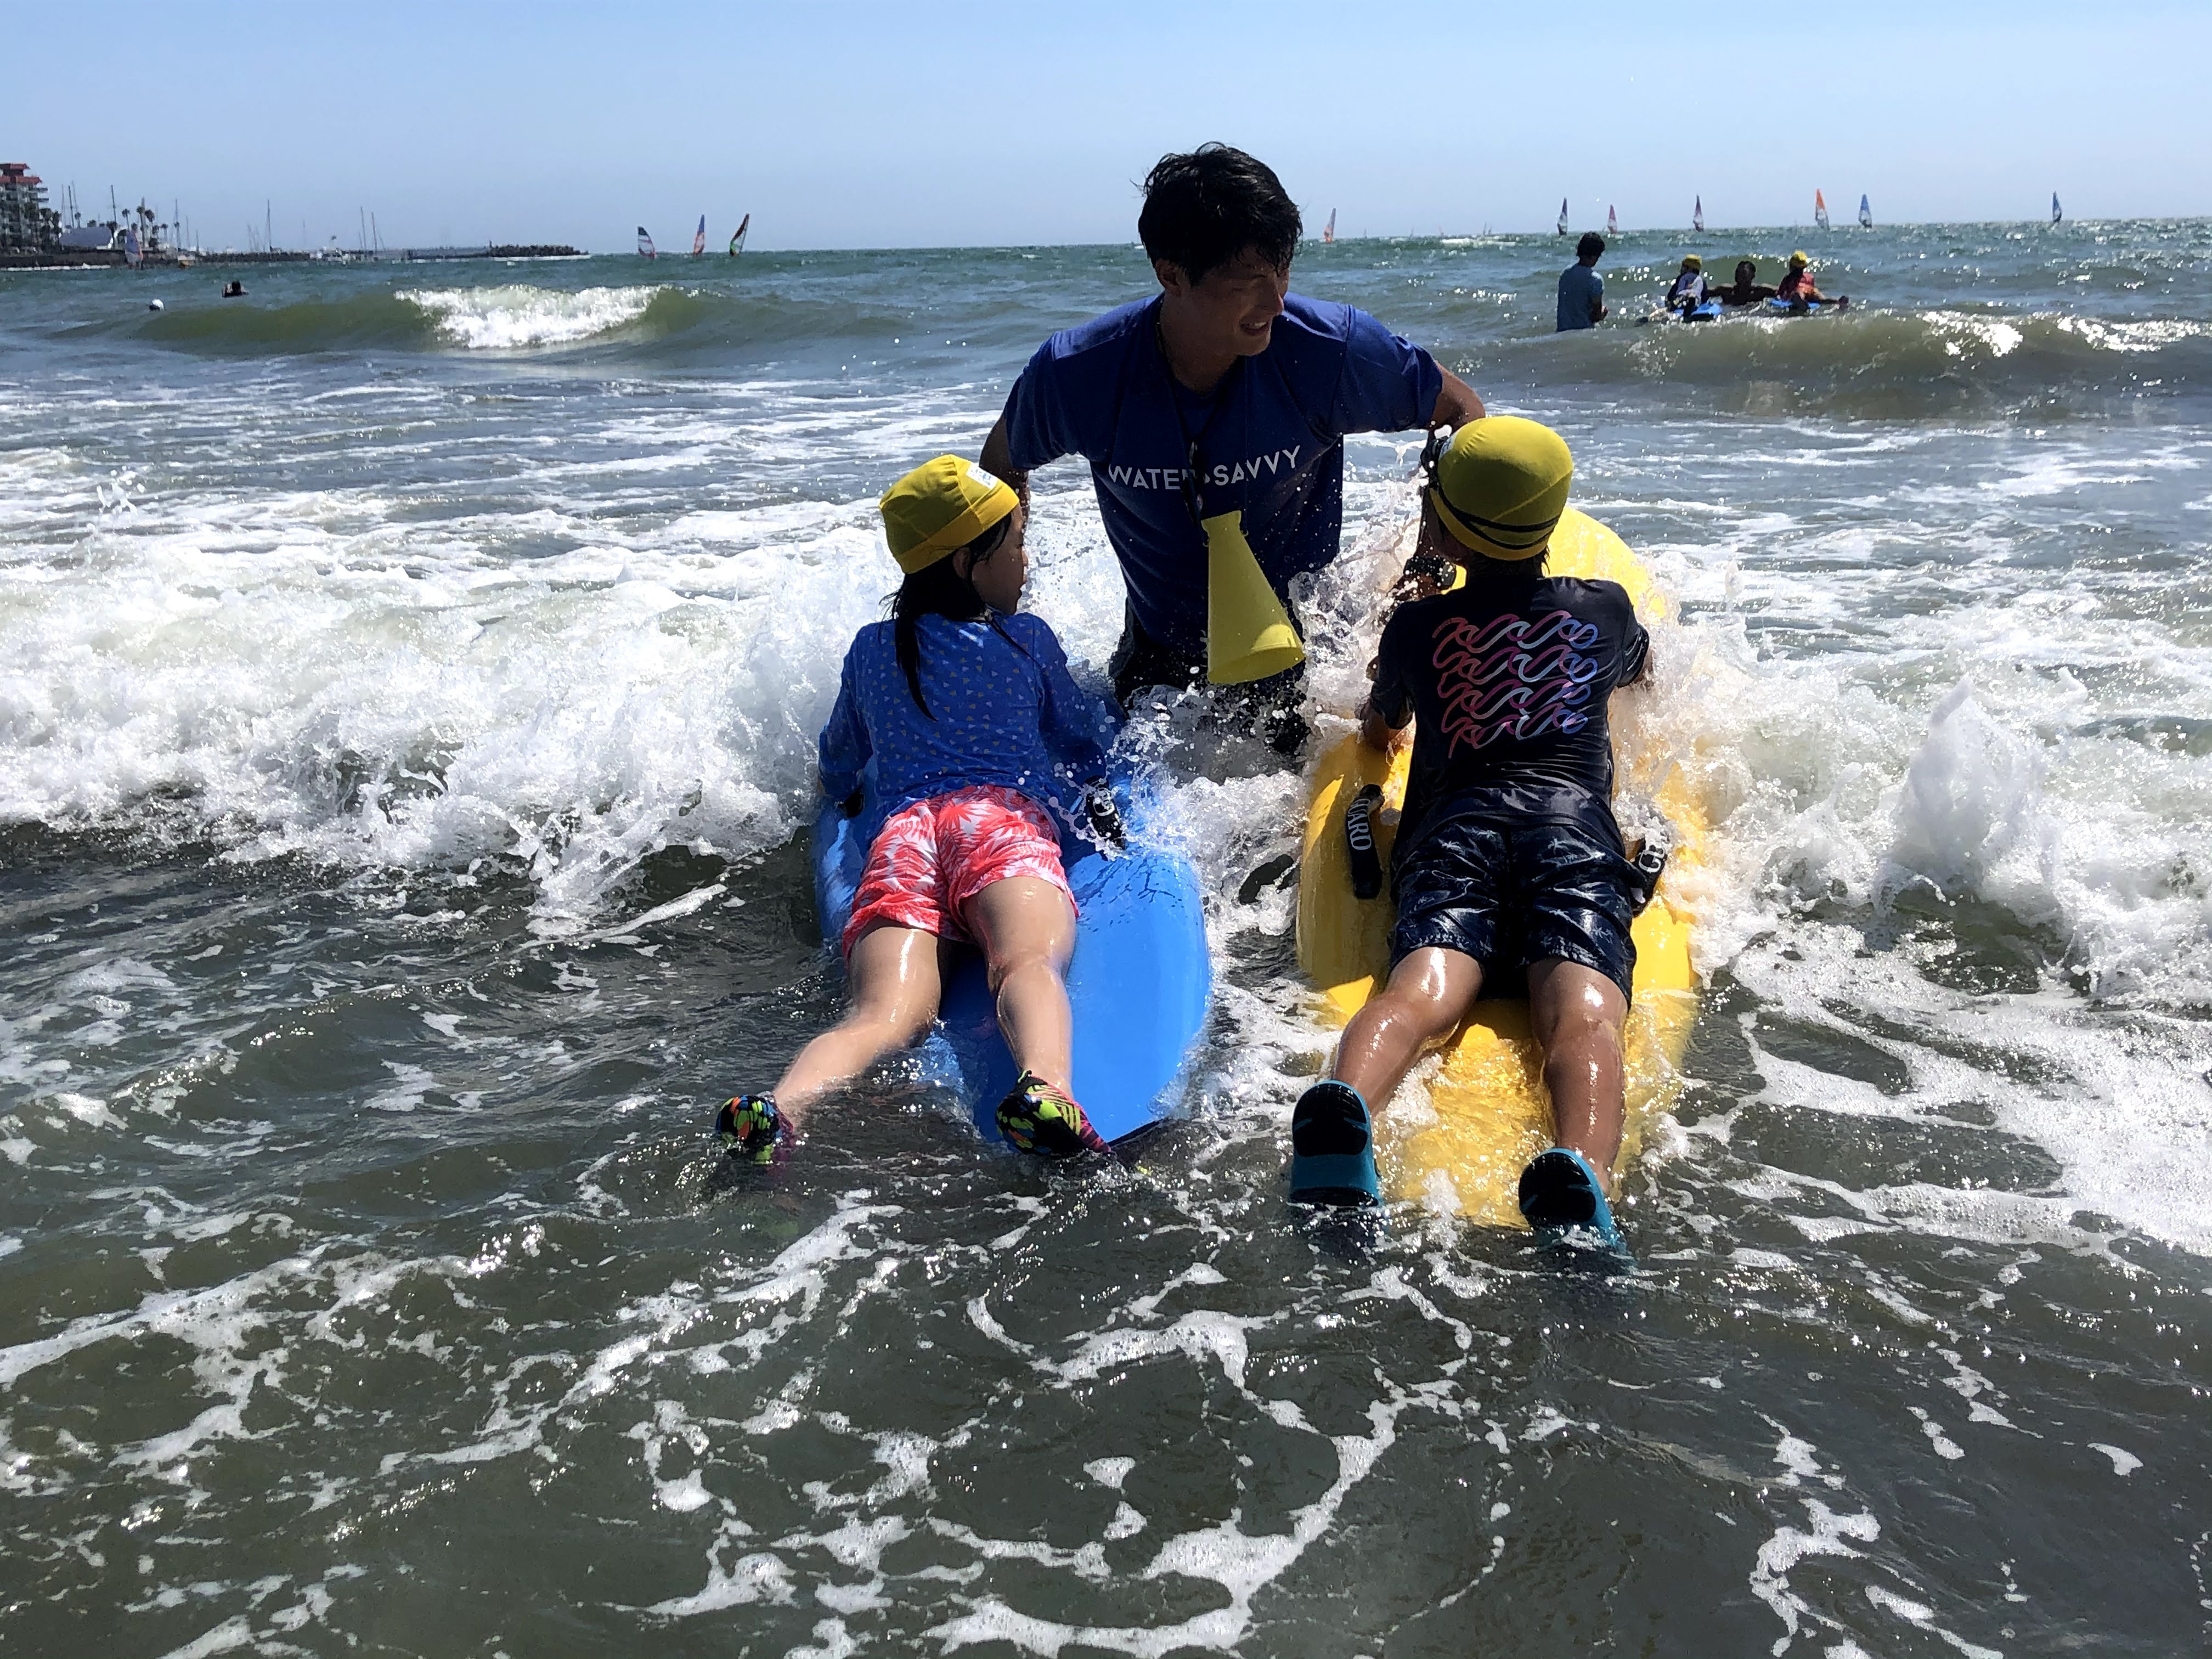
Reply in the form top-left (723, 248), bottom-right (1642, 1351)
top-left (1516, 1147), bottom-right (1626, 1252)
top-left (1288, 1081), bottom-right (1382, 1208)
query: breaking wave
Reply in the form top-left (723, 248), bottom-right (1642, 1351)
top-left (121, 283), bottom-right (923, 358)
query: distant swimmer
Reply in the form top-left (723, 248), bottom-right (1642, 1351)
top-left (1776, 251), bottom-right (1848, 309)
top-left (1662, 255), bottom-right (1708, 313)
top-left (221, 280), bottom-right (245, 298)
top-left (1711, 259), bottom-right (1778, 307)
top-left (1556, 232), bottom-right (1607, 331)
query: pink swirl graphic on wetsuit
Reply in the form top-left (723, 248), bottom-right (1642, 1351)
top-left (1431, 610), bottom-right (1602, 754)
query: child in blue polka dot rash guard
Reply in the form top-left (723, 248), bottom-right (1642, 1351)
top-left (714, 455), bottom-right (1121, 1164)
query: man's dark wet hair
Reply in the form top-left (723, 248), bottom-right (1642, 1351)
top-left (1576, 232), bottom-right (1606, 262)
top-left (1138, 144), bottom-right (1302, 284)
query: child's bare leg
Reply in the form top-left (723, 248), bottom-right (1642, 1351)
top-left (1331, 946), bottom-right (1484, 1110)
top-left (773, 923), bottom-right (944, 1128)
top-left (1526, 957), bottom-right (1629, 1192)
top-left (962, 876), bottom-right (1076, 1088)
top-left (1290, 947), bottom-right (1482, 1205)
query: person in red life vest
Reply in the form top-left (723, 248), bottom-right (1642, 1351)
top-left (1776, 251), bottom-right (1849, 308)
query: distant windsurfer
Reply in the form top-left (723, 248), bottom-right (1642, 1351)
top-left (1556, 233), bottom-right (1606, 331)
top-left (979, 144), bottom-right (1485, 753)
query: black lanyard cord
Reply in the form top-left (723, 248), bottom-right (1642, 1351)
top-left (1157, 313), bottom-right (1242, 531)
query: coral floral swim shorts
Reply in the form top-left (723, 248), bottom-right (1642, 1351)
top-left (843, 785), bottom-right (1075, 957)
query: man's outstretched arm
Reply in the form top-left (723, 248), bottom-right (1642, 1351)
top-left (979, 414), bottom-right (1029, 512)
top-left (1431, 367), bottom-right (1485, 429)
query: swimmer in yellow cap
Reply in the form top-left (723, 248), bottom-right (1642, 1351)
top-left (713, 454), bottom-right (1122, 1166)
top-left (1776, 250), bottom-right (1849, 309)
top-left (1288, 417), bottom-right (1652, 1252)
top-left (1663, 253), bottom-right (1709, 314)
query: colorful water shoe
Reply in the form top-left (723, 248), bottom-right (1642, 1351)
top-left (994, 1071), bottom-right (1108, 1157)
top-left (1516, 1147), bottom-right (1626, 1253)
top-left (1287, 1080), bottom-right (1382, 1208)
top-left (713, 1093), bottom-right (785, 1165)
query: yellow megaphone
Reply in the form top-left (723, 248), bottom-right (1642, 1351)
top-left (1203, 510), bottom-right (1304, 685)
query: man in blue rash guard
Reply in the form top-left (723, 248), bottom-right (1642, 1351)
top-left (1557, 233), bottom-right (1607, 331)
top-left (980, 144), bottom-right (1486, 752)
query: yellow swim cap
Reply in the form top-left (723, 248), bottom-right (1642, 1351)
top-left (1682, 254), bottom-right (1702, 271)
top-left (1789, 250), bottom-right (1809, 267)
top-left (879, 455), bottom-right (1018, 574)
top-left (1427, 416), bottom-right (1573, 562)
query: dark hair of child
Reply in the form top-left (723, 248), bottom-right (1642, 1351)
top-left (887, 515), bottom-right (1030, 719)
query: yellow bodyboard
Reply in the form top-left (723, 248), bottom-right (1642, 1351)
top-left (1294, 509), bottom-right (1705, 1224)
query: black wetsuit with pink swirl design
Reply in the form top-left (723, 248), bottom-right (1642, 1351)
top-left (1369, 572), bottom-right (1652, 992)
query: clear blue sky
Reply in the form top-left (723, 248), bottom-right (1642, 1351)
top-left (8, 1), bottom-right (2209, 251)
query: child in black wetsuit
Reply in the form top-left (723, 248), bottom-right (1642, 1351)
top-left (1288, 417), bottom-right (1650, 1248)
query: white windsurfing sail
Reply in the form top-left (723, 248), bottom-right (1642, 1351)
top-left (729, 213), bottom-right (749, 256)
top-left (1322, 208), bottom-right (1336, 245)
top-left (1859, 193), bottom-right (1872, 229)
top-left (691, 215), bottom-right (706, 256)
top-left (636, 226), bottom-right (656, 258)
top-left (1693, 195), bottom-right (1704, 233)
top-left (1815, 189), bottom-right (1831, 230)
top-left (124, 226), bottom-right (143, 268)
top-left (1557, 198), bottom-right (1568, 236)
top-left (1607, 204), bottom-right (1618, 236)
top-left (2052, 191), bottom-right (2062, 225)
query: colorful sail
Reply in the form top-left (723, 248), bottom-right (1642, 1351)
top-left (2052, 191), bottom-right (2063, 225)
top-left (1858, 193), bottom-right (1872, 229)
top-left (1815, 189), bottom-right (1831, 230)
top-left (691, 215), bottom-right (707, 256)
top-left (1557, 198), bottom-right (1568, 236)
top-left (1692, 195), bottom-right (1704, 233)
top-left (636, 226), bottom-right (656, 258)
top-left (1607, 204), bottom-right (1618, 236)
top-left (1322, 208), bottom-right (1336, 245)
top-left (728, 213), bottom-right (750, 256)
top-left (123, 227), bottom-right (143, 268)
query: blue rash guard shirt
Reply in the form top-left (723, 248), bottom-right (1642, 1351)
top-left (817, 610), bottom-right (1120, 845)
top-left (1556, 263), bottom-right (1604, 331)
top-left (1000, 294), bottom-right (1442, 658)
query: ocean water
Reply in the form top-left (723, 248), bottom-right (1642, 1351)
top-left (3, 224), bottom-right (2210, 1656)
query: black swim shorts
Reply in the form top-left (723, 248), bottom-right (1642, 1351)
top-left (1389, 816), bottom-right (1640, 1000)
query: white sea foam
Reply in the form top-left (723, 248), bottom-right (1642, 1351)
top-left (396, 283), bottom-right (663, 350)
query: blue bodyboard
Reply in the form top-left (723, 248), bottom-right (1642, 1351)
top-left (1767, 296), bottom-right (1831, 314)
top-left (1685, 300), bottom-right (1722, 322)
top-left (811, 778), bottom-right (1211, 1145)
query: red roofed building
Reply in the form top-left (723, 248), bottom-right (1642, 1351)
top-left (1, 163), bottom-right (59, 251)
